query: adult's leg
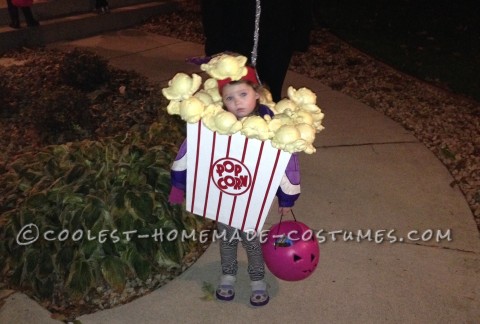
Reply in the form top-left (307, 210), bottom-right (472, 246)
top-left (200, 0), bottom-right (255, 58)
top-left (21, 6), bottom-right (39, 27)
top-left (256, 46), bottom-right (293, 102)
top-left (254, 0), bottom-right (296, 101)
top-left (6, 0), bottom-right (20, 28)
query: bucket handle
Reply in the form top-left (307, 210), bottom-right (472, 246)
top-left (273, 209), bottom-right (298, 249)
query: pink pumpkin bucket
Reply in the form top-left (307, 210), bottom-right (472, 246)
top-left (262, 220), bottom-right (320, 281)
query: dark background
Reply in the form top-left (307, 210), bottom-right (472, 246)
top-left (313, 0), bottom-right (480, 101)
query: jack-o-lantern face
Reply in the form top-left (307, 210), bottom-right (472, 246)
top-left (262, 221), bottom-right (320, 281)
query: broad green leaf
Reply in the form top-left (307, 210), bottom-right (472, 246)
top-left (101, 239), bottom-right (117, 256)
top-left (18, 181), bottom-right (32, 192)
top-left (100, 256), bottom-right (127, 292)
top-left (110, 207), bottom-right (131, 230)
top-left (22, 169), bottom-right (44, 182)
top-left (25, 192), bottom-right (47, 209)
top-left (62, 193), bottom-right (84, 206)
top-left (112, 187), bottom-right (126, 208)
top-left (10, 260), bottom-right (24, 285)
top-left (81, 199), bottom-right (104, 229)
top-left (94, 163), bottom-right (106, 182)
top-left (45, 158), bottom-right (59, 177)
top-left (19, 209), bottom-right (35, 226)
top-left (24, 248), bottom-right (40, 274)
top-left (130, 192), bottom-right (154, 223)
top-left (124, 191), bottom-right (144, 223)
top-left (35, 276), bottom-right (54, 298)
top-left (52, 144), bottom-right (70, 159)
top-left (56, 245), bottom-right (75, 271)
top-left (37, 250), bottom-right (54, 278)
top-left (66, 258), bottom-right (94, 299)
top-left (67, 209), bottom-right (83, 231)
top-left (160, 239), bottom-right (181, 264)
top-left (81, 239), bottom-right (102, 260)
top-left (156, 250), bottom-right (180, 271)
top-left (65, 165), bottom-right (86, 183)
top-left (121, 247), bottom-right (151, 281)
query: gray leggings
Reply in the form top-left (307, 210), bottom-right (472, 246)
top-left (217, 222), bottom-right (265, 281)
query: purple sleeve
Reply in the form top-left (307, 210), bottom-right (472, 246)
top-left (276, 153), bottom-right (301, 207)
top-left (258, 104), bottom-right (275, 118)
top-left (170, 140), bottom-right (187, 191)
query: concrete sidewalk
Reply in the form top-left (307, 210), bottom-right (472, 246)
top-left (1, 29), bottom-right (479, 323)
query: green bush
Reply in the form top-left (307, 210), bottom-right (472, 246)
top-left (60, 49), bottom-right (110, 92)
top-left (24, 85), bottom-right (93, 143)
top-left (0, 123), bottom-right (207, 306)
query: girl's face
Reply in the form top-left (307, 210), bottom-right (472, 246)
top-left (222, 82), bottom-right (260, 118)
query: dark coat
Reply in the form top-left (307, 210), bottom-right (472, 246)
top-left (201, 0), bottom-right (314, 101)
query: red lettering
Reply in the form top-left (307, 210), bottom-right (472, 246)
top-left (219, 175), bottom-right (249, 191)
top-left (224, 176), bottom-right (235, 186)
top-left (218, 178), bottom-right (227, 190)
top-left (239, 175), bottom-right (248, 187)
top-left (216, 164), bottom-right (225, 176)
top-left (212, 158), bottom-right (252, 195)
top-left (234, 177), bottom-right (241, 190)
top-left (224, 161), bottom-right (234, 173)
top-left (235, 164), bottom-right (242, 176)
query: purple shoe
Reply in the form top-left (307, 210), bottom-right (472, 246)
top-left (250, 290), bottom-right (269, 307)
top-left (216, 284), bottom-right (235, 301)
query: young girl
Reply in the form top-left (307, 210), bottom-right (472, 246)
top-left (169, 66), bottom-right (300, 307)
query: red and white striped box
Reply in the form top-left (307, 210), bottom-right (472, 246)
top-left (186, 121), bottom-right (291, 232)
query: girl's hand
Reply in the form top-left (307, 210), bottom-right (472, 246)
top-left (168, 186), bottom-right (185, 205)
top-left (278, 207), bottom-right (291, 215)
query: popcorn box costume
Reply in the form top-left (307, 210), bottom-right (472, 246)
top-left (186, 121), bottom-right (291, 232)
top-left (163, 54), bottom-right (324, 232)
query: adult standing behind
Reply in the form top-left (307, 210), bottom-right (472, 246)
top-left (6, 0), bottom-right (39, 29)
top-left (200, 0), bottom-right (314, 102)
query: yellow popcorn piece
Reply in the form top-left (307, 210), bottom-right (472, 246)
top-left (193, 90), bottom-right (214, 105)
top-left (268, 110), bottom-right (296, 133)
top-left (241, 116), bottom-right (273, 141)
top-left (274, 98), bottom-right (298, 114)
top-left (200, 54), bottom-right (248, 81)
top-left (202, 103), bottom-right (225, 130)
top-left (211, 111), bottom-right (243, 135)
top-left (295, 110), bottom-right (314, 125)
top-left (179, 97), bottom-right (205, 123)
top-left (311, 111), bottom-right (325, 132)
top-left (272, 124), bottom-right (300, 145)
top-left (296, 123), bottom-right (316, 154)
top-left (167, 100), bottom-right (181, 115)
top-left (203, 78), bottom-right (222, 103)
top-left (162, 73), bottom-right (202, 100)
top-left (287, 86), bottom-right (317, 105)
